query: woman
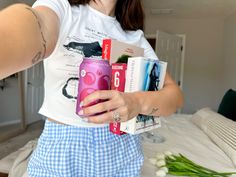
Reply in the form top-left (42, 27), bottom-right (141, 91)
top-left (0, 0), bottom-right (183, 176)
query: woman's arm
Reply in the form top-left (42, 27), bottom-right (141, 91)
top-left (79, 72), bottom-right (184, 123)
top-left (133, 73), bottom-right (184, 117)
top-left (0, 4), bottom-right (59, 79)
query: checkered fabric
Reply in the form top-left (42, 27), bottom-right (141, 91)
top-left (27, 120), bottom-right (144, 177)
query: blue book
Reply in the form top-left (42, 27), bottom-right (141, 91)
top-left (120, 57), bottom-right (167, 134)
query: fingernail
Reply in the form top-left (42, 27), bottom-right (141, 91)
top-left (80, 101), bottom-right (84, 107)
top-left (83, 118), bottom-right (89, 122)
top-left (78, 110), bottom-right (83, 115)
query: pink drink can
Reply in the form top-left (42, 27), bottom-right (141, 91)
top-left (76, 57), bottom-right (111, 115)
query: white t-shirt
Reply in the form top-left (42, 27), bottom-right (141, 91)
top-left (32, 0), bottom-right (158, 127)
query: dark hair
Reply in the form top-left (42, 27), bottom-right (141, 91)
top-left (68, 0), bottom-right (144, 31)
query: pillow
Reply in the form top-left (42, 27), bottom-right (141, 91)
top-left (218, 89), bottom-right (236, 121)
top-left (191, 107), bottom-right (236, 167)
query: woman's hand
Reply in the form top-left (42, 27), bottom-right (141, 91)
top-left (78, 90), bottom-right (141, 124)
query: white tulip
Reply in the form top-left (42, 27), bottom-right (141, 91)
top-left (156, 169), bottom-right (167, 177)
top-left (156, 160), bottom-right (166, 167)
top-left (160, 166), bottom-right (168, 173)
top-left (164, 151), bottom-right (173, 157)
top-left (149, 158), bottom-right (157, 165)
top-left (156, 153), bottom-right (165, 160)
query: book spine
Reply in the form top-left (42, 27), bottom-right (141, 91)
top-left (120, 57), bottom-right (144, 134)
top-left (102, 39), bottom-right (111, 60)
top-left (109, 63), bottom-right (127, 135)
top-left (124, 57), bottom-right (144, 92)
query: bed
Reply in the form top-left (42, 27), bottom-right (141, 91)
top-left (142, 108), bottom-right (236, 176)
top-left (0, 108), bottom-right (236, 177)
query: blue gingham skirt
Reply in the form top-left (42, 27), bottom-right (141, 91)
top-left (27, 120), bottom-right (144, 177)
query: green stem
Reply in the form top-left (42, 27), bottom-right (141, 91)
top-left (166, 154), bottom-right (236, 177)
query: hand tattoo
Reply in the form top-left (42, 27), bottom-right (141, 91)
top-left (149, 108), bottom-right (159, 115)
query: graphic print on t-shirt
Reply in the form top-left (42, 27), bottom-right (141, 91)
top-left (62, 41), bottom-right (102, 100)
top-left (63, 41), bottom-right (102, 57)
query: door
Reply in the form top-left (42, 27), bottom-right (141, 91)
top-left (155, 30), bottom-right (184, 89)
top-left (25, 61), bottom-right (44, 124)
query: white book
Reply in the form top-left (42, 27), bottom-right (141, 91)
top-left (120, 57), bottom-right (167, 134)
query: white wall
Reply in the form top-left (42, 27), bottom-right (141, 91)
top-left (0, 77), bottom-right (21, 125)
top-left (145, 17), bottom-right (225, 113)
top-left (222, 11), bottom-right (236, 92)
top-left (0, 0), bottom-right (35, 9)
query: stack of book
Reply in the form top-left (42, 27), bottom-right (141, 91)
top-left (102, 39), bottom-right (144, 135)
top-left (102, 39), bottom-right (167, 135)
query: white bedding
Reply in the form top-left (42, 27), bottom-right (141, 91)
top-left (141, 114), bottom-right (236, 177)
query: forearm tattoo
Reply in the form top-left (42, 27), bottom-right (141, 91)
top-left (25, 7), bottom-right (47, 64)
top-left (149, 108), bottom-right (159, 115)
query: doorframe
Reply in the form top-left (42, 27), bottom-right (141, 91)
top-left (22, 62), bottom-right (45, 125)
top-left (176, 34), bottom-right (186, 90)
top-left (18, 72), bottom-right (27, 130)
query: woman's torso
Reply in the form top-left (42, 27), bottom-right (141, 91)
top-left (32, 0), bottom-right (157, 127)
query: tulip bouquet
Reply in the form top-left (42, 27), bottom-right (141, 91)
top-left (149, 151), bottom-right (236, 177)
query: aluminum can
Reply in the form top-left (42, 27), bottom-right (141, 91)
top-left (76, 57), bottom-right (111, 115)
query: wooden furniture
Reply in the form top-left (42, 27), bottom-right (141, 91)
top-left (0, 173), bottom-right (8, 177)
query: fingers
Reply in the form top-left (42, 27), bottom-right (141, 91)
top-left (79, 90), bottom-right (131, 124)
top-left (81, 90), bottom-right (119, 107)
top-left (80, 90), bottom-right (125, 116)
top-left (85, 106), bottom-right (129, 124)
top-left (80, 99), bottom-right (120, 116)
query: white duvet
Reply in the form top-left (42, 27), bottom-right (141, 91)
top-left (141, 114), bottom-right (236, 177)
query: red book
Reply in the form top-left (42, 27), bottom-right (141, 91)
top-left (110, 63), bottom-right (127, 135)
top-left (102, 38), bottom-right (144, 135)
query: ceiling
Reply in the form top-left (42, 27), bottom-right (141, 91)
top-left (142, 0), bottom-right (236, 18)
top-left (1, 0), bottom-right (236, 19)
